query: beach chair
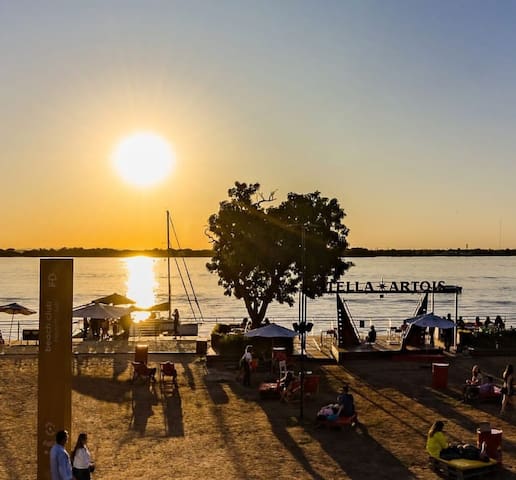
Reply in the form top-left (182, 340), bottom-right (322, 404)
top-left (131, 361), bottom-right (156, 383)
top-left (319, 413), bottom-right (359, 429)
top-left (160, 361), bottom-right (178, 386)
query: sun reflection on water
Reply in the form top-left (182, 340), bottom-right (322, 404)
top-left (124, 256), bottom-right (157, 322)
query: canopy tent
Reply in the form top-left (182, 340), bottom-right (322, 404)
top-left (244, 323), bottom-right (298, 338)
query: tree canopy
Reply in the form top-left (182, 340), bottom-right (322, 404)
top-left (206, 182), bottom-right (352, 328)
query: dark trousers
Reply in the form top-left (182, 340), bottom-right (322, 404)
top-left (243, 362), bottom-right (251, 386)
top-left (73, 467), bottom-right (91, 480)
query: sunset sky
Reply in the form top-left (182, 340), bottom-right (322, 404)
top-left (2, 1), bottom-right (516, 251)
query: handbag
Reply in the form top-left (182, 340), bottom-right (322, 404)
top-left (89, 464), bottom-right (95, 473)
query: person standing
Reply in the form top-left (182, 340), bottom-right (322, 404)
top-left (500, 364), bottom-right (514, 415)
top-left (173, 308), bottom-right (180, 338)
top-left (71, 432), bottom-right (94, 480)
top-left (50, 430), bottom-right (72, 480)
top-left (240, 345), bottom-right (253, 387)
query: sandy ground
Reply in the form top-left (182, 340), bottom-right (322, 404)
top-left (0, 350), bottom-right (515, 480)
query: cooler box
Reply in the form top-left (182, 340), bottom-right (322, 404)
top-left (477, 428), bottom-right (503, 463)
top-left (135, 344), bottom-right (149, 364)
top-left (431, 363), bottom-right (449, 389)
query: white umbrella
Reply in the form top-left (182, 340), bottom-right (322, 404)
top-left (0, 302), bottom-right (37, 344)
top-left (72, 303), bottom-right (132, 319)
top-left (406, 312), bottom-right (455, 329)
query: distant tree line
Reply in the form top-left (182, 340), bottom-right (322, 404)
top-left (0, 247), bottom-right (212, 258)
top-left (1, 246), bottom-right (516, 258)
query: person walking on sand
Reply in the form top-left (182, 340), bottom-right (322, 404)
top-left (71, 432), bottom-right (95, 480)
top-left (500, 364), bottom-right (514, 415)
top-left (50, 430), bottom-right (72, 480)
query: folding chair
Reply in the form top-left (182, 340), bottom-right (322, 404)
top-left (131, 361), bottom-right (156, 383)
top-left (160, 361), bottom-right (178, 386)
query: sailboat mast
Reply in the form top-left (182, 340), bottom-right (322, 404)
top-left (167, 210), bottom-right (172, 322)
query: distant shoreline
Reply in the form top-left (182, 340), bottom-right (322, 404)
top-left (1, 247), bottom-right (516, 258)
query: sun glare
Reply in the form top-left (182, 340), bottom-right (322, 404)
top-left (125, 256), bottom-right (157, 322)
top-left (112, 132), bottom-right (175, 187)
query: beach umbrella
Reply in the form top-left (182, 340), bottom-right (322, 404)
top-left (146, 301), bottom-right (170, 312)
top-left (92, 292), bottom-right (136, 305)
top-left (0, 302), bottom-right (37, 344)
top-left (406, 312), bottom-right (455, 329)
top-left (72, 303), bottom-right (132, 319)
top-left (244, 323), bottom-right (298, 338)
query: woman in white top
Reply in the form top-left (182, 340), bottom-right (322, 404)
top-left (71, 432), bottom-right (94, 480)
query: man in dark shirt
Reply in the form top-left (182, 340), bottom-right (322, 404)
top-left (337, 384), bottom-right (355, 417)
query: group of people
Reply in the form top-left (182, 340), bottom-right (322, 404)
top-left (461, 363), bottom-right (514, 415)
top-left (50, 430), bottom-right (95, 480)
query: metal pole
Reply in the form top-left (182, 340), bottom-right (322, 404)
top-left (167, 210), bottom-right (172, 323)
top-left (299, 226), bottom-right (306, 420)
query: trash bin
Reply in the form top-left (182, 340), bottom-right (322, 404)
top-left (431, 363), bottom-right (449, 389)
top-left (196, 340), bottom-right (207, 355)
top-left (477, 427), bottom-right (503, 463)
top-left (135, 344), bottom-right (148, 363)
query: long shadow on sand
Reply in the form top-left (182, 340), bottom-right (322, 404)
top-left (161, 380), bottom-right (184, 437)
top-left (340, 358), bottom-right (516, 475)
top-left (225, 377), bottom-right (415, 479)
top-left (129, 383), bottom-right (159, 435)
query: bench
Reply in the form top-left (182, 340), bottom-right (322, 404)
top-left (429, 456), bottom-right (498, 479)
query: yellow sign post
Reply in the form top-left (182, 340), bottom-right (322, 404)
top-left (37, 259), bottom-right (73, 480)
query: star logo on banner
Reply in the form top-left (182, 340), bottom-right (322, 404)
top-left (378, 281), bottom-right (386, 290)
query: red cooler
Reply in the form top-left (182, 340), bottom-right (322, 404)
top-left (431, 363), bottom-right (449, 389)
top-left (477, 428), bottom-right (503, 463)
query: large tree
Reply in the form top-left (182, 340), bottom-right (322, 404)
top-left (206, 182), bottom-right (351, 329)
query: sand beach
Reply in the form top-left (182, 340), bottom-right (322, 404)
top-left (0, 342), bottom-right (515, 480)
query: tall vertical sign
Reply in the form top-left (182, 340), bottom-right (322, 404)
top-left (37, 259), bottom-right (73, 480)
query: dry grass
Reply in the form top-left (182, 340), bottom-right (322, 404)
top-left (0, 351), bottom-right (515, 479)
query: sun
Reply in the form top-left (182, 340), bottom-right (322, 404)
top-left (112, 132), bottom-right (175, 187)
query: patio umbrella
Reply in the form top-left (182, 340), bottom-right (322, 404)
top-left (0, 302), bottom-right (37, 344)
top-left (92, 293), bottom-right (136, 305)
top-left (406, 312), bottom-right (455, 329)
top-left (72, 303), bottom-right (132, 319)
top-left (146, 301), bottom-right (170, 312)
top-left (244, 323), bottom-right (298, 338)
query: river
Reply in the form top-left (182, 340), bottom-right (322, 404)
top-left (1, 256), bottom-right (515, 340)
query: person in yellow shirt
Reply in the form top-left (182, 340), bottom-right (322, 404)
top-left (427, 421), bottom-right (487, 461)
top-left (426, 421), bottom-right (450, 458)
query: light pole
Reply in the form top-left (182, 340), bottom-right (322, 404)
top-left (292, 225), bottom-right (313, 420)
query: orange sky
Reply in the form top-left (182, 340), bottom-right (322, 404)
top-left (2, 3), bottom-right (516, 251)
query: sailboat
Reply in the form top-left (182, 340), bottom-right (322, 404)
top-left (156, 210), bottom-right (203, 337)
